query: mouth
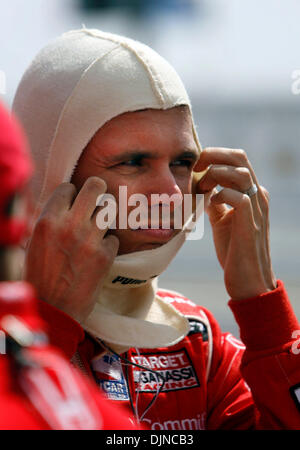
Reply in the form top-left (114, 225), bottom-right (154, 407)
top-left (130, 227), bottom-right (176, 242)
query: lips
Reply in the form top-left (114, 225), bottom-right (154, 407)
top-left (132, 221), bottom-right (175, 230)
top-left (131, 227), bottom-right (176, 242)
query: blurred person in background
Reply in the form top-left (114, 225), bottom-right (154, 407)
top-left (12, 28), bottom-right (300, 429)
top-left (0, 100), bottom-right (140, 430)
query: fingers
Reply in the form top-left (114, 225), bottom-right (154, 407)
top-left (103, 234), bottom-right (120, 254)
top-left (195, 147), bottom-right (261, 191)
top-left (197, 165), bottom-right (254, 193)
top-left (39, 177), bottom-right (108, 224)
top-left (195, 147), bottom-right (255, 177)
top-left (36, 176), bottom-right (117, 252)
top-left (71, 176), bottom-right (107, 222)
top-left (81, 230), bottom-right (120, 264)
top-left (204, 188), bottom-right (229, 225)
top-left (195, 148), bottom-right (265, 224)
top-left (41, 183), bottom-right (77, 218)
top-left (210, 187), bottom-right (257, 228)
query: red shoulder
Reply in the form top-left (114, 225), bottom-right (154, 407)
top-left (157, 287), bottom-right (213, 322)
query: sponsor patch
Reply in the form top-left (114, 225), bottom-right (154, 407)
top-left (188, 319), bottom-right (208, 341)
top-left (91, 353), bottom-right (129, 401)
top-left (143, 412), bottom-right (206, 430)
top-left (112, 275), bottom-right (158, 285)
top-left (130, 348), bottom-right (200, 393)
top-left (290, 383), bottom-right (300, 412)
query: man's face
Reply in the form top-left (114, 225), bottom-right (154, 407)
top-left (71, 106), bottom-right (199, 254)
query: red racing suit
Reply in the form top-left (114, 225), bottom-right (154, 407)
top-left (0, 281), bottom-right (141, 430)
top-left (37, 279), bottom-right (300, 430)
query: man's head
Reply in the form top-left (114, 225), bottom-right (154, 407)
top-left (13, 28), bottom-right (203, 255)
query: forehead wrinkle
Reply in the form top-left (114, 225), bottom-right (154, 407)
top-left (86, 109), bottom-right (198, 164)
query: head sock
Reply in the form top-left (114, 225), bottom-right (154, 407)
top-left (13, 28), bottom-right (206, 353)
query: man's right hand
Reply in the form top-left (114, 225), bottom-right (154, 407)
top-left (24, 177), bottom-right (119, 323)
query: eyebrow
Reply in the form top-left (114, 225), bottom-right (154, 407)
top-left (108, 149), bottom-right (199, 163)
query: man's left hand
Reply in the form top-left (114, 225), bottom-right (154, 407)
top-left (194, 147), bottom-right (277, 301)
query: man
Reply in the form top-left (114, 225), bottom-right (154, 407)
top-left (0, 100), bottom-right (140, 430)
top-left (13, 28), bottom-right (300, 429)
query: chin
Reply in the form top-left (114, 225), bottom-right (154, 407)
top-left (110, 228), bottom-right (181, 255)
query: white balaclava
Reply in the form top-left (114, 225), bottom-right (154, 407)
top-left (13, 28), bottom-right (205, 354)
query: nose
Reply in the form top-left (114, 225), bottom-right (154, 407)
top-left (145, 166), bottom-right (183, 208)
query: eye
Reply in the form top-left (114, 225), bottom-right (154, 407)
top-left (119, 156), bottom-right (143, 167)
top-left (170, 159), bottom-right (193, 168)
